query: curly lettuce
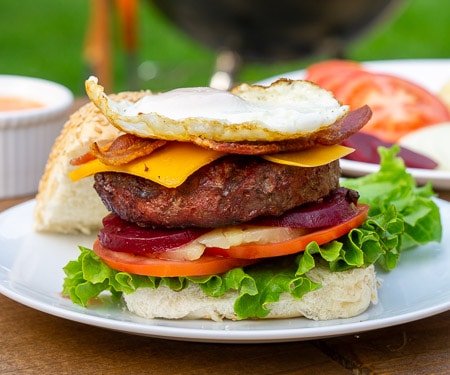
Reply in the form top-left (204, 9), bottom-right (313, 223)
top-left (62, 146), bottom-right (442, 319)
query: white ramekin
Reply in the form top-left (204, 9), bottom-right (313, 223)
top-left (0, 75), bottom-right (74, 198)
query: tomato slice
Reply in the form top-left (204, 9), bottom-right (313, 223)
top-left (99, 213), bottom-right (209, 255)
top-left (305, 60), bottom-right (450, 143)
top-left (305, 60), bottom-right (365, 92)
top-left (93, 239), bottom-right (259, 277)
top-left (334, 73), bottom-right (450, 143)
top-left (205, 204), bottom-right (369, 259)
top-left (305, 60), bottom-right (362, 84)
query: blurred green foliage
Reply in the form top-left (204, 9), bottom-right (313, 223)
top-left (0, 0), bottom-right (449, 96)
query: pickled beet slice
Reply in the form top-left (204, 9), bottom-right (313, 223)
top-left (249, 187), bottom-right (360, 229)
top-left (99, 214), bottom-right (209, 255)
top-left (342, 132), bottom-right (438, 169)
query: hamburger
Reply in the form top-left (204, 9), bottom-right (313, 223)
top-left (34, 77), bottom-right (441, 321)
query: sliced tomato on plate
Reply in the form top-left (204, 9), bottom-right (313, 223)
top-left (205, 204), bottom-right (369, 259)
top-left (305, 60), bottom-right (365, 92)
top-left (93, 239), bottom-right (259, 277)
top-left (334, 73), bottom-right (450, 142)
top-left (305, 60), bottom-right (450, 143)
top-left (305, 60), bottom-right (362, 84)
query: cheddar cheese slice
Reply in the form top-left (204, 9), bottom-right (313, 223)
top-left (69, 142), bottom-right (225, 188)
top-left (70, 142), bottom-right (353, 188)
top-left (262, 145), bottom-right (354, 167)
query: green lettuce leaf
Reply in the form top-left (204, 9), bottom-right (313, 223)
top-left (341, 146), bottom-right (442, 254)
top-left (62, 146), bottom-right (442, 319)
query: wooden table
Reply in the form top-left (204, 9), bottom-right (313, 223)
top-left (1, 191), bottom-right (449, 374)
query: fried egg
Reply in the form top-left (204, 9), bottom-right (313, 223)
top-left (85, 76), bottom-right (349, 142)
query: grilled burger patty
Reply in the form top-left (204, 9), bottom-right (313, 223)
top-left (94, 155), bottom-right (341, 228)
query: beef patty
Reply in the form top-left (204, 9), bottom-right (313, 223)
top-left (94, 155), bottom-right (340, 228)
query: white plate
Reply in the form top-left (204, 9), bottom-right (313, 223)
top-left (1, 200), bottom-right (449, 343)
top-left (258, 59), bottom-right (450, 190)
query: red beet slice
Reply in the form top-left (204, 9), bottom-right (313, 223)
top-left (249, 187), bottom-right (360, 229)
top-left (342, 132), bottom-right (438, 169)
top-left (99, 214), bottom-right (209, 255)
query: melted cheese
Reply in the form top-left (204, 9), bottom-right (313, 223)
top-left (70, 142), bottom-right (353, 188)
top-left (262, 145), bottom-right (354, 167)
top-left (69, 142), bottom-right (225, 188)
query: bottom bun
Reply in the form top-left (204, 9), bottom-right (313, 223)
top-left (124, 264), bottom-right (378, 321)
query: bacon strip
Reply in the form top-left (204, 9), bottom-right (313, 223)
top-left (192, 105), bottom-right (372, 155)
top-left (70, 151), bottom-right (97, 166)
top-left (70, 134), bottom-right (167, 167)
top-left (90, 134), bottom-right (167, 166)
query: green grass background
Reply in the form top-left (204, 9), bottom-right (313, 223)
top-left (1, 0), bottom-right (449, 96)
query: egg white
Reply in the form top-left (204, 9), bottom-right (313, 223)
top-left (85, 76), bottom-right (349, 142)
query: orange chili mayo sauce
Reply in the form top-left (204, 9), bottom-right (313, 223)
top-left (0, 96), bottom-right (44, 111)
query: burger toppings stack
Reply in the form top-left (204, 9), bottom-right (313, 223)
top-left (53, 76), bottom-right (441, 321)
